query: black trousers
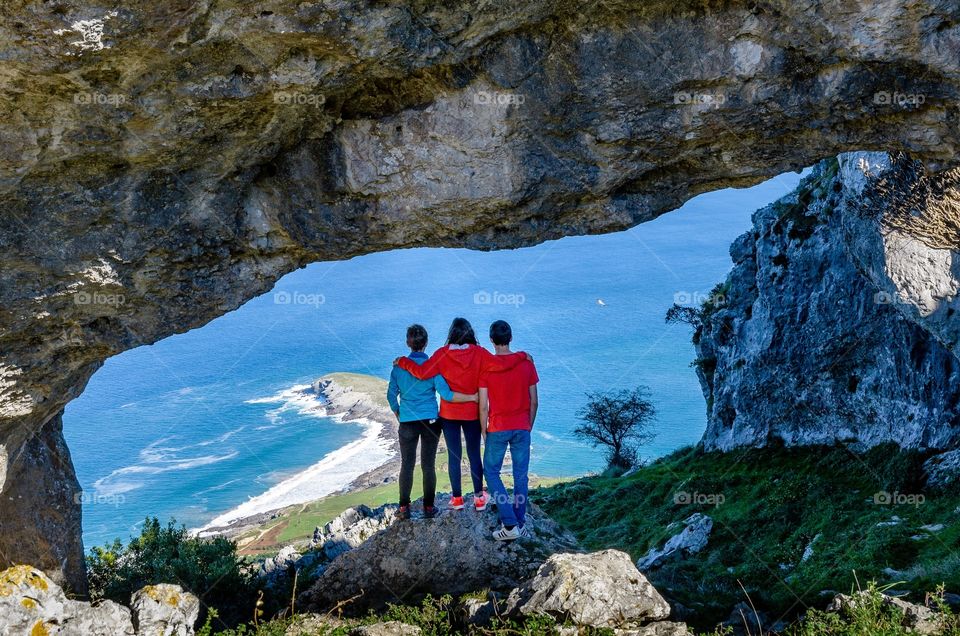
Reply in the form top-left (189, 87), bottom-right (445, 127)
top-left (398, 419), bottom-right (443, 507)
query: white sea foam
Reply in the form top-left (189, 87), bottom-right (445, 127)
top-left (196, 427), bottom-right (245, 446)
top-left (197, 385), bottom-right (395, 533)
top-left (194, 478), bottom-right (243, 497)
top-left (244, 384), bottom-right (313, 407)
top-left (93, 451), bottom-right (239, 497)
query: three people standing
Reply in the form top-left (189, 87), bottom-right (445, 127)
top-left (388, 318), bottom-right (539, 540)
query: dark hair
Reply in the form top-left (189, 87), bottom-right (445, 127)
top-left (489, 320), bottom-right (512, 346)
top-left (446, 317), bottom-right (478, 346)
top-left (406, 324), bottom-right (428, 351)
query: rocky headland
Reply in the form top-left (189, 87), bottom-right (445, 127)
top-left (199, 373), bottom-right (402, 540)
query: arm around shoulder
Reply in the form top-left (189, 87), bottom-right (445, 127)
top-left (435, 375), bottom-right (476, 402)
top-left (399, 349), bottom-right (444, 379)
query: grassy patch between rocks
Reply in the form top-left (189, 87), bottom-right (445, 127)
top-left (531, 443), bottom-right (960, 631)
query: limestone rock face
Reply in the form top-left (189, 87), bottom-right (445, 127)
top-left (505, 550), bottom-right (672, 628)
top-left (839, 152), bottom-right (960, 360)
top-left (258, 545), bottom-right (303, 585)
top-left (0, 566), bottom-right (198, 636)
top-left (696, 158), bottom-right (960, 451)
top-left (0, 414), bottom-right (87, 595)
top-left (302, 495), bottom-right (579, 613)
top-left (311, 504), bottom-right (397, 561)
top-left (4, 0), bottom-right (960, 587)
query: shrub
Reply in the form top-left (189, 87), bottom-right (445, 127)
top-left (790, 582), bottom-right (960, 636)
top-left (87, 517), bottom-right (259, 629)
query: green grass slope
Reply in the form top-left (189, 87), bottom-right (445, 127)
top-left (532, 443), bottom-right (960, 630)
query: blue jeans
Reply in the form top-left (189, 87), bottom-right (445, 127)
top-left (439, 418), bottom-right (484, 497)
top-left (483, 429), bottom-right (531, 527)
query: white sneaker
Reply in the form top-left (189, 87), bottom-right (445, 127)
top-left (492, 525), bottom-right (521, 541)
top-left (518, 524), bottom-right (530, 537)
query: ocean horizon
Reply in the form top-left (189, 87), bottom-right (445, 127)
top-left (64, 170), bottom-right (805, 549)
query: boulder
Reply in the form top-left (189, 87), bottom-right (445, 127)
top-left (131, 584), bottom-right (200, 636)
top-left (505, 550), bottom-right (671, 629)
top-left (637, 514), bottom-right (713, 570)
top-left (0, 565), bottom-right (134, 635)
top-left (303, 495), bottom-right (579, 614)
top-left (350, 622), bottom-right (422, 636)
top-left (284, 615), bottom-right (347, 636)
top-left (0, 565), bottom-right (198, 636)
top-left (461, 596), bottom-right (498, 626)
top-left (721, 602), bottom-right (769, 636)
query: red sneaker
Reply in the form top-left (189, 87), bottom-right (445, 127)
top-left (449, 496), bottom-right (465, 510)
top-left (423, 505), bottom-right (438, 519)
top-left (396, 505), bottom-right (411, 520)
top-left (473, 490), bottom-right (489, 512)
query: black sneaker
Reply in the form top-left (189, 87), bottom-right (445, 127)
top-left (423, 505), bottom-right (438, 519)
top-left (396, 505), bottom-right (411, 520)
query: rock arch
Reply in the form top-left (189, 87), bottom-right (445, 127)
top-left (1, 0), bottom-right (959, 591)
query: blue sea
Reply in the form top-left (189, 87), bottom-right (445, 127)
top-left (64, 171), bottom-right (805, 548)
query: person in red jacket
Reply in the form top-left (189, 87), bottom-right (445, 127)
top-left (394, 317), bottom-right (526, 511)
top-left (480, 320), bottom-right (539, 541)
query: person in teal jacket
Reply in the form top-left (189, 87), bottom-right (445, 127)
top-left (387, 324), bottom-right (477, 519)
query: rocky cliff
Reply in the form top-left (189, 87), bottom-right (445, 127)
top-left (696, 154), bottom-right (960, 451)
top-left (3, 0), bottom-right (960, 588)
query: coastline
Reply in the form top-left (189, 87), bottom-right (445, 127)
top-left (312, 373), bottom-right (404, 493)
top-left (197, 373), bottom-right (401, 537)
top-left (199, 371), bottom-right (574, 550)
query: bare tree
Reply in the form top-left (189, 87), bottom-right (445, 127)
top-left (574, 387), bottom-right (656, 470)
top-left (665, 304), bottom-right (703, 329)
